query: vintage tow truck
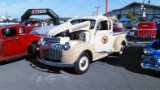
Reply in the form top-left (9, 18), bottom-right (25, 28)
top-left (37, 16), bottom-right (127, 74)
top-left (0, 24), bottom-right (40, 62)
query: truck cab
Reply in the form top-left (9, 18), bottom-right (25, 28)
top-left (37, 16), bottom-right (127, 74)
top-left (0, 24), bottom-right (40, 62)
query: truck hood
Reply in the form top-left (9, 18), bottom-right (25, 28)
top-left (47, 21), bottom-right (90, 37)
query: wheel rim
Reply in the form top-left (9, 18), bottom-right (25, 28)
top-left (79, 56), bottom-right (89, 71)
top-left (119, 44), bottom-right (125, 55)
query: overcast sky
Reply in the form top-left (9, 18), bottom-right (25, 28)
top-left (0, 0), bottom-right (159, 19)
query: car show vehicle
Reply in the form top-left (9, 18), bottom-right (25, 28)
top-left (0, 24), bottom-right (40, 62)
top-left (141, 39), bottom-right (160, 71)
top-left (36, 16), bottom-right (127, 74)
top-left (137, 22), bottom-right (157, 38)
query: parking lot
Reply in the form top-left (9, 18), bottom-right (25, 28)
top-left (0, 47), bottom-right (160, 90)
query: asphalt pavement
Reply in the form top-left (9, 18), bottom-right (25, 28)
top-left (0, 47), bottom-right (160, 90)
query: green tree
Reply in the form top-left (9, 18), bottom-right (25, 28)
top-left (126, 9), bottom-right (136, 21)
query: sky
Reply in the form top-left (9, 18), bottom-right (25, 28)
top-left (0, 0), bottom-right (159, 19)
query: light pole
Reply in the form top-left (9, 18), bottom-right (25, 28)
top-left (141, 0), bottom-right (151, 21)
top-left (141, 0), bottom-right (145, 21)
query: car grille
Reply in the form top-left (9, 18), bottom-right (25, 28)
top-left (142, 56), bottom-right (156, 64)
top-left (40, 38), bottom-right (62, 61)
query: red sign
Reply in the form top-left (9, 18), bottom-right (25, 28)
top-left (31, 10), bottom-right (47, 14)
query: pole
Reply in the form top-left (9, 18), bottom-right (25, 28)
top-left (106, 0), bottom-right (108, 17)
top-left (95, 6), bottom-right (100, 16)
top-left (142, 0), bottom-right (145, 21)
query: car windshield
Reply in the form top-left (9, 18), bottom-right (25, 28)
top-left (71, 19), bottom-right (96, 29)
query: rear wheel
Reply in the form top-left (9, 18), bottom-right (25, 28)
top-left (117, 42), bottom-right (126, 56)
top-left (74, 52), bottom-right (90, 74)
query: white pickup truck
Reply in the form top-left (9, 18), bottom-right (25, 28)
top-left (37, 16), bottom-right (127, 74)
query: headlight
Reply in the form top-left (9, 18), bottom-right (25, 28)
top-left (143, 48), bottom-right (152, 55)
top-left (63, 42), bottom-right (70, 50)
top-left (38, 38), bottom-right (43, 45)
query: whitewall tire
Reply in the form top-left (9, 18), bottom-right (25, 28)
top-left (74, 52), bottom-right (90, 74)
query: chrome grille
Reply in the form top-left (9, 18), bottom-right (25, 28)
top-left (40, 37), bottom-right (62, 61)
top-left (48, 44), bottom-right (62, 60)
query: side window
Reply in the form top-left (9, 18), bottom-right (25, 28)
top-left (19, 27), bottom-right (25, 35)
top-left (97, 20), bottom-right (111, 30)
top-left (2, 28), bottom-right (17, 37)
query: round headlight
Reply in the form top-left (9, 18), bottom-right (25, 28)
top-left (38, 38), bottom-right (43, 45)
top-left (143, 48), bottom-right (152, 55)
top-left (63, 42), bottom-right (70, 50)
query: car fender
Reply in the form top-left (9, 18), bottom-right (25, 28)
top-left (113, 36), bottom-right (127, 52)
top-left (61, 41), bottom-right (96, 63)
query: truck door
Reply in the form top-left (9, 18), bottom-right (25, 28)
top-left (0, 36), bottom-right (4, 58)
top-left (18, 27), bottom-right (28, 52)
top-left (2, 28), bottom-right (21, 56)
top-left (94, 20), bottom-right (113, 52)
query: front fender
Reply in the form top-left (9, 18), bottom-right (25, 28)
top-left (61, 41), bottom-right (96, 63)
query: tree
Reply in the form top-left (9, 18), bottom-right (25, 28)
top-left (126, 9), bottom-right (136, 21)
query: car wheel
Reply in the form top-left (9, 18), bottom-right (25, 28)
top-left (74, 52), bottom-right (90, 74)
top-left (117, 42), bottom-right (125, 56)
top-left (28, 41), bottom-right (39, 56)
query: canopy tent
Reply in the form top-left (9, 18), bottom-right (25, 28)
top-left (119, 17), bottom-right (131, 22)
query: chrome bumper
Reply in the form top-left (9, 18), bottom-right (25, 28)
top-left (37, 57), bottom-right (74, 67)
top-left (141, 62), bottom-right (160, 71)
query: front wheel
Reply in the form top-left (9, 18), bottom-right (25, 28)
top-left (28, 41), bottom-right (39, 56)
top-left (74, 52), bottom-right (90, 74)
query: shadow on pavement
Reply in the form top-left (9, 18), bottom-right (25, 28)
top-left (99, 47), bottom-right (160, 78)
top-left (26, 57), bottom-right (76, 74)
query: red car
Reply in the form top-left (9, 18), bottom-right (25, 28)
top-left (0, 24), bottom-right (40, 62)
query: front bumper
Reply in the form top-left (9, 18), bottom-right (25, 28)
top-left (37, 57), bottom-right (74, 67)
top-left (141, 63), bottom-right (160, 71)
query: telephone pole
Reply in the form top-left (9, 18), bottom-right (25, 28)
top-left (106, 0), bottom-right (108, 17)
top-left (95, 6), bottom-right (100, 16)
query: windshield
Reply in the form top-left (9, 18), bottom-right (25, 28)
top-left (71, 19), bottom-right (96, 29)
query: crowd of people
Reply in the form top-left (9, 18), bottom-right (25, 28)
top-left (21, 19), bottom-right (54, 27)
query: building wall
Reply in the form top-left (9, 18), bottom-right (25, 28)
top-left (109, 4), bottom-right (160, 21)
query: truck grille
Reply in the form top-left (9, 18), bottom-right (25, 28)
top-left (40, 37), bottom-right (62, 61)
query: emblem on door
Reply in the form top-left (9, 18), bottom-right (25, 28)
top-left (101, 36), bottom-right (108, 44)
